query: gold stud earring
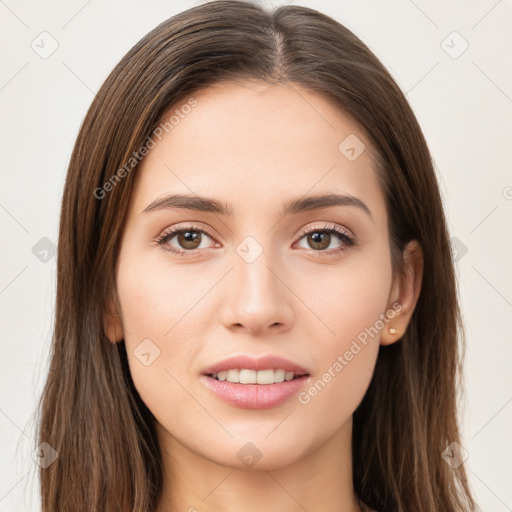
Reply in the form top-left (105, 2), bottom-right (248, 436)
top-left (389, 327), bottom-right (398, 335)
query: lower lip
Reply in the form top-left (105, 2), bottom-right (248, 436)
top-left (199, 374), bottom-right (310, 409)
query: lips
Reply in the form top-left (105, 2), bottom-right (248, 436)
top-left (199, 354), bottom-right (311, 409)
top-left (201, 354), bottom-right (310, 376)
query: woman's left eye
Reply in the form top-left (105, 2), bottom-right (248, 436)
top-left (293, 224), bottom-right (356, 255)
top-left (154, 223), bottom-right (356, 256)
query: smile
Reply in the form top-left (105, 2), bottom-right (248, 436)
top-left (208, 368), bottom-right (304, 384)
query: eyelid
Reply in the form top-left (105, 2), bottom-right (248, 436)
top-left (294, 222), bottom-right (354, 240)
top-left (159, 222), bottom-right (218, 240)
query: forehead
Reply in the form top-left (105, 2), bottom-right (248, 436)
top-left (130, 81), bottom-right (387, 223)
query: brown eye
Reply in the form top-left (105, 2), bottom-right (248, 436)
top-left (176, 230), bottom-right (202, 250)
top-left (295, 224), bottom-right (356, 255)
top-left (306, 231), bottom-right (332, 250)
top-left (155, 225), bottom-right (218, 255)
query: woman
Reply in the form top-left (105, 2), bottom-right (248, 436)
top-left (36, 1), bottom-right (479, 511)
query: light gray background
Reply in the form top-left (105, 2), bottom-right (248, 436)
top-left (0, 0), bottom-right (511, 510)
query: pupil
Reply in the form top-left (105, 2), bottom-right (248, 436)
top-left (309, 232), bottom-right (330, 250)
top-left (180, 231), bottom-right (201, 249)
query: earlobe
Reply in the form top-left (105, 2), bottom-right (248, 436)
top-left (381, 239), bottom-right (424, 346)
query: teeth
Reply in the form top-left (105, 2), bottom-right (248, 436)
top-left (256, 369), bottom-right (275, 384)
top-left (227, 369), bottom-right (239, 382)
top-left (239, 369), bottom-right (257, 384)
top-left (211, 369), bottom-right (301, 384)
top-left (273, 369), bottom-right (285, 383)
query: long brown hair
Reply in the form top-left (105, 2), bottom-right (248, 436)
top-left (35, 1), bottom-right (478, 510)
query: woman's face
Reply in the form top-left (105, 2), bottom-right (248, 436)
top-left (109, 81), bottom-right (405, 469)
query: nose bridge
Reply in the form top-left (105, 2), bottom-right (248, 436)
top-left (221, 235), bottom-right (292, 332)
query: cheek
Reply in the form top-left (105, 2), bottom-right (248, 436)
top-left (115, 253), bottom-right (207, 405)
top-left (116, 247), bottom-right (210, 341)
top-left (294, 245), bottom-right (392, 345)
top-left (292, 251), bottom-right (391, 418)
top-left (295, 291), bottom-right (383, 434)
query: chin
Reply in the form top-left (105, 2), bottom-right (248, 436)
top-left (198, 431), bottom-right (311, 471)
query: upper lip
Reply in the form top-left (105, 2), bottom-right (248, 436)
top-left (201, 355), bottom-right (310, 376)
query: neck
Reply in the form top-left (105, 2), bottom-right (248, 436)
top-left (155, 417), bottom-right (365, 512)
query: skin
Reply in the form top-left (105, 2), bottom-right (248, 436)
top-left (105, 81), bottom-right (423, 512)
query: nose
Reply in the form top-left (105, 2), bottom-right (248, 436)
top-left (220, 249), bottom-right (294, 335)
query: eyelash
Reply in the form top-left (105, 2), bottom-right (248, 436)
top-left (154, 223), bottom-right (356, 257)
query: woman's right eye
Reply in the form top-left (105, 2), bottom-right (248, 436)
top-left (154, 225), bottom-right (219, 255)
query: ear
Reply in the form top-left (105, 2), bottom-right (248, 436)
top-left (380, 239), bottom-right (424, 346)
top-left (104, 289), bottom-right (124, 343)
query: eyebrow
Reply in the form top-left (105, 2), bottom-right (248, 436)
top-left (142, 193), bottom-right (373, 220)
